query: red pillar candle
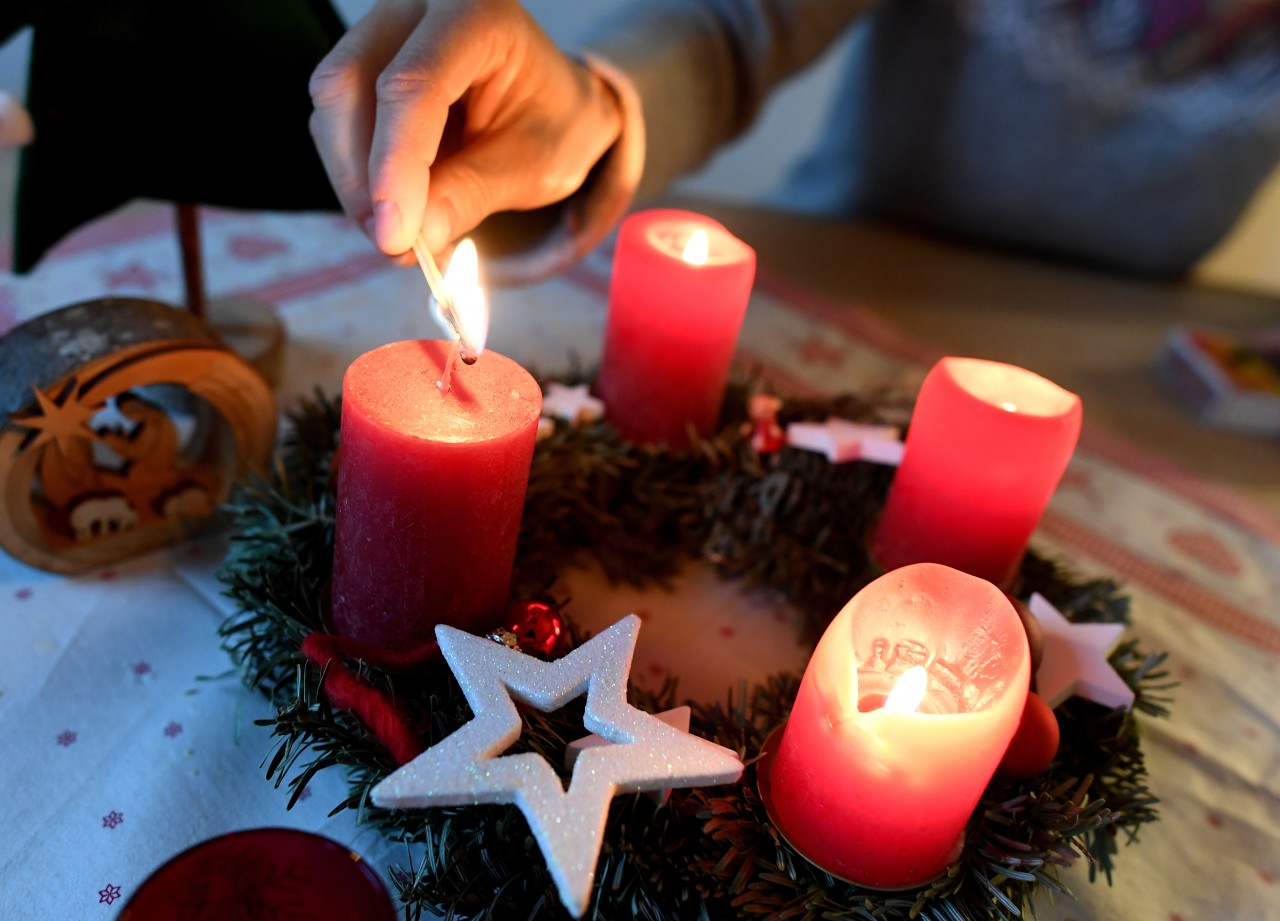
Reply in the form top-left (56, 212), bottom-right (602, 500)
top-left (595, 209), bottom-right (756, 448)
top-left (331, 243), bottom-right (537, 647)
top-left (873, 357), bottom-right (1082, 585)
top-left (331, 339), bottom-right (541, 647)
top-left (766, 563), bottom-right (1030, 888)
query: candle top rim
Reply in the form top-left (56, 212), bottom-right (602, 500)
top-left (809, 563), bottom-right (1031, 721)
top-left (343, 339), bottom-right (541, 444)
top-left (940, 357), bottom-right (1079, 418)
top-left (627, 211), bottom-right (754, 268)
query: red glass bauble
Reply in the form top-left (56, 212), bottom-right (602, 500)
top-left (503, 600), bottom-right (565, 659)
top-left (997, 691), bottom-right (1060, 779)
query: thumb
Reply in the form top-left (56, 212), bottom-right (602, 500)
top-left (423, 129), bottom-right (562, 254)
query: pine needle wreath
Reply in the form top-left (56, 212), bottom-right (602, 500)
top-left (219, 382), bottom-right (1171, 921)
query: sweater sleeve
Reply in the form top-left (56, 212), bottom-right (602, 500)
top-left (583, 0), bottom-right (876, 200)
top-left (486, 0), bottom-right (874, 284)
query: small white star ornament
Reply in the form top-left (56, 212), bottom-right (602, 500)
top-left (1030, 593), bottom-right (1135, 710)
top-left (371, 614), bottom-right (743, 918)
top-left (786, 417), bottom-right (904, 465)
top-left (542, 382), bottom-right (606, 426)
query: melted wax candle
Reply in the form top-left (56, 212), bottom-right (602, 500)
top-left (767, 563), bottom-right (1030, 889)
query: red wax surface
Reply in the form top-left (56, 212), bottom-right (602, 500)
top-left (120, 828), bottom-right (395, 920)
top-left (769, 563), bottom-right (1030, 888)
top-left (595, 209), bottom-right (756, 448)
top-left (331, 340), bottom-right (541, 648)
top-left (873, 357), bottom-right (1082, 585)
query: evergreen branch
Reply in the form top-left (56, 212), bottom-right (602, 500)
top-left (219, 386), bottom-right (1168, 920)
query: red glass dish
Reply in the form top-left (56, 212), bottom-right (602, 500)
top-left (119, 828), bottom-right (395, 920)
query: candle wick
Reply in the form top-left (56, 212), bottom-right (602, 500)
top-left (438, 338), bottom-right (461, 393)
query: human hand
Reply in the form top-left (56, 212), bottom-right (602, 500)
top-left (309, 0), bottom-right (623, 261)
top-left (0, 90), bottom-right (33, 148)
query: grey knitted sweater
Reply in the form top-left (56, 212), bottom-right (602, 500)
top-left (563, 0), bottom-right (1280, 277)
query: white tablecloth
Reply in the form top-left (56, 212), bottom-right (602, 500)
top-left (2, 205), bottom-right (1278, 920)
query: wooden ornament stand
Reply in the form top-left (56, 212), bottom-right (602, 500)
top-left (0, 297), bottom-right (275, 573)
top-left (177, 202), bottom-right (286, 385)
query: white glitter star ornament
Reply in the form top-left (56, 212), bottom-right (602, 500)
top-left (785, 417), bottom-right (904, 465)
top-left (542, 382), bottom-right (606, 426)
top-left (1030, 593), bottom-right (1135, 710)
top-left (370, 614), bottom-right (743, 918)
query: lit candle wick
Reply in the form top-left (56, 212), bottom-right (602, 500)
top-left (682, 229), bottom-right (709, 265)
top-left (883, 666), bottom-right (929, 713)
top-left (438, 338), bottom-right (460, 394)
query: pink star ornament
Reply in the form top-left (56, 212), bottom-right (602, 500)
top-left (1030, 593), bottom-right (1135, 711)
top-left (371, 614), bottom-right (743, 918)
top-left (785, 417), bottom-right (903, 465)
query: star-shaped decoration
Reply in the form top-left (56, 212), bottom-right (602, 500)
top-left (565, 705), bottom-right (691, 804)
top-left (785, 417), bottom-right (903, 465)
top-left (103, 260), bottom-right (159, 291)
top-left (542, 382), bottom-right (606, 427)
top-left (9, 384), bottom-right (97, 456)
top-left (371, 615), bottom-right (743, 918)
top-left (1029, 593), bottom-right (1135, 710)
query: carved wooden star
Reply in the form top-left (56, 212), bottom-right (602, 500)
top-left (785, 417), bottom-right (903, 465)
top-left (10, 384), bottom-right (96, 455)
top-left (1030, 593), bottom-right (1135, 710)
top-left (371, 615), bottom-right (743, 918)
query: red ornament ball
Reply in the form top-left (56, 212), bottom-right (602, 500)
top-left (1005, 593), bottom-right (1045, 674)
top-left (997, 691), bottom-right (1060, 779)
top-left (501, 601), bottom-right (565, 659)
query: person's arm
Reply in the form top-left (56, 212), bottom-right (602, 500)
top-left (582, 0), bottom-right (875, 203)
top-left (308, 0), bottom-right (873, 281)
top-left (515, 0), bottom-right (875, 283)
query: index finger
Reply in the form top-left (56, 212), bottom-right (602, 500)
top-left (367, 1), bottom-right (509, 255)
top-left (309, 0), bottom-right (427, 240)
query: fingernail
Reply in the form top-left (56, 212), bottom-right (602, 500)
top-left (373, 199), bottom-right (403, 251)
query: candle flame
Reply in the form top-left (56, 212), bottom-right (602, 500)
top-left (682, 230), bottom-right (709, 266)
top-left (883, 666), bottom-right (928, 714)
top-left (442, 239), bottom-right (489, 357)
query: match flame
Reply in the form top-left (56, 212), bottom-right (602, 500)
top-left (883, 666), bottom-right (928, 714)
top-left (681, 230), bottom-right (709, 266)
top-left (443, 238), bottom-right (489, 356)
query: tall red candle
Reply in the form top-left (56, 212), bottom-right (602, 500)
top-left (873, 357), bottom-right (1082, 585)
top-left (331, 339), bottom-right (541, 647)
top-left (595, 209), bottom-right (756, 448)
top-left (766, 563), bottom-right (1030, 888)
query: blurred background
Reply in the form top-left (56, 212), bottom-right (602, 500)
top-left (1, 0), bottom-right (1276, 292)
